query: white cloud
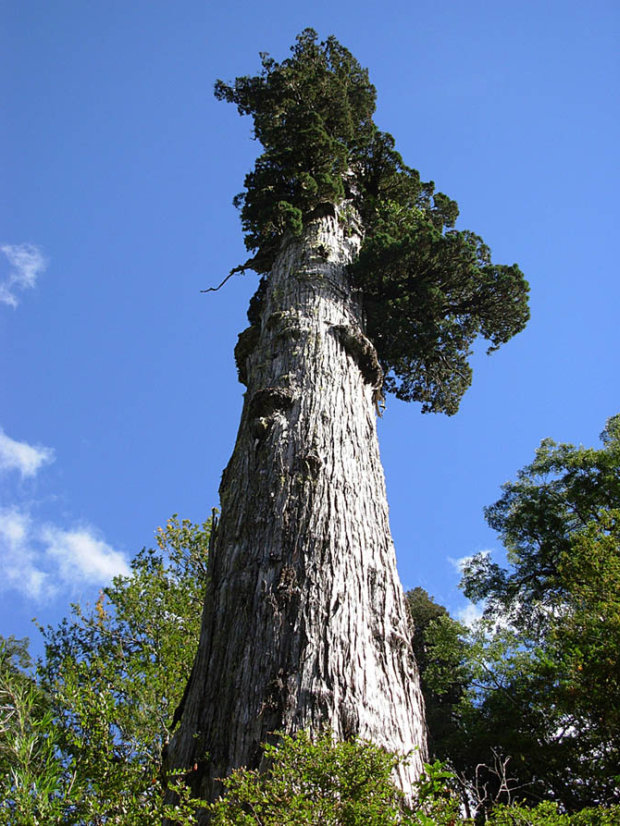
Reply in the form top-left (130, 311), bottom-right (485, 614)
top-left (42, 525), bottom-right (131, 584)
top-left (0, 428), bottom-right (55, 478)
top-left (447, 553), bottom-right (491, 628)
top-left (0, 243), bottom-right (47, 307)
top-left (456, 602), bottom-right (484, 627)
top-left (448, 549), bottom-right (491, 575)
top-left (0, 508), bottom-right (54, 601)
top-left (0, 424), bottom-right (130, 601)
top-left (0, 506), bottom-right (29, 546)
top-left (0, 506), bottom-right (130, 602)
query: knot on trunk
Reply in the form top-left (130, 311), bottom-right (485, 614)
top-left (263, 668), bottom-right (288, 715)
top-left (331, 324), bottom-right (383, 390)
top-left (302, 451), bottom-right (322, 480)
top-left (277, 565), bottom-right (299, 602)
top-left (249, 386), bottom-right (295, 419)
top-left (341, 703), bottom-right (361, 739)
top-left (234, 325), bottom-right (260, 385)
top-left (266, 310), bottom-right (302, 341)
top-left (307, 202), bottom-right (336, 221)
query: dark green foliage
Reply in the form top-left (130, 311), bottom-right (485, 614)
top-left (350, 207), bottom-right (529, 413)
top-left (405, 588), bottom-right (470, 760)
top-left (216, 29), bottom-right (529, 414)
top-left (456, 416), bottom-right (620, 810)
top-left (207, 730), bottom-right (461, 825)
top-left (215, 28), bottom-right (376, 274)
top-left (0, 517), bottom-right (211, 825)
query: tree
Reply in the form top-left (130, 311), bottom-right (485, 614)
top-left (0, 636), bottom-right (71, 825)
top-left (165, 30), bottom-right (529, 810)
top-left (405, 588), bottom-right (470, 763)
top-left (406, 420), bottom-right (620, 814)
top-left (404, 590), bottom-right (521, 818)
top-left (206, 730), bottom-right (455, 826)
top-left (39, 516), bottom-right (211, 824)
top-left (458, 416), bottom-right (620, 809)
top-left (0, 517), bottom-right (211, 825)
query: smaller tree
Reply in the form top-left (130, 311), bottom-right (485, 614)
top-left (404, 590), bottom-right (524, 818)
top-left (0, 636), bottom-right (70, 825)
top-left (405, 588), bottom-right (470, 762)
top-left (460, 416), bottom-right (620, 809)
top-left (40, 515), bottom-right (211, 823)
top-left (0, 516), bottom-right (211, 825)
top-left (406, 418), bottom-right (620, 815)
top-left (207, 729), bottom-right (460, 826)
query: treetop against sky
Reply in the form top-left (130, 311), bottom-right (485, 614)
top-left (216, 28), bottom-right (529, 414)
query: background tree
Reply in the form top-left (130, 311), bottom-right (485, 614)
top-left (2, 512), bottom-right (618, 822)
top-left (0, 636), bottom-right (72, 825)
top-left (405, 588), bottom-right (470, 763)
top-left (409, 417), bottom-right (620, 814)
top-left (461, 415), bottom-right (620, 808)
top-left (0, 517), bottom-right (211, 825)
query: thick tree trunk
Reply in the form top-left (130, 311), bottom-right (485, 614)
top-left (165, 206), bottom-right (427, 810)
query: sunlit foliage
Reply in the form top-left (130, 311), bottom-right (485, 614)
top-left (216, 28), bottom-right (529, 414)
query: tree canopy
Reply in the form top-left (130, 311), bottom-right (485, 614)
top-left (461, 415), bottom-right (620, 807)
top-left (0, 516), bottom-right (211, 825)
top-left (409, 416), bottom-right (620, 814)
top-left (216, 28), bottom-right (529, 414)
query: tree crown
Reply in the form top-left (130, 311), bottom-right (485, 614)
top-left (216, 29), bottom-right (530, 414)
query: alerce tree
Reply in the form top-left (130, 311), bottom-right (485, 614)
top-left (165, 29), bottom-right (529, 808)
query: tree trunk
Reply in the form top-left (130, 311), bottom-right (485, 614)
top-left (165, 205), bottom-right (427, 809)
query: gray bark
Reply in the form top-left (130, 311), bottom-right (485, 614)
top-left (165, 205), bottom-right (427, 809)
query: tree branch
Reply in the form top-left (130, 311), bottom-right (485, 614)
top-left (200, 271), bottom-right (238, 294)
top-left (201, 262), bottom-right (253, 293)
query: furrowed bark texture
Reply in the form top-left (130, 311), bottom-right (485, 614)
top-left (166, 207), bottom-right (427, 809)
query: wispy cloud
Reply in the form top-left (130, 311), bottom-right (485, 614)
top-left (456, 601), bottom-right (484, 627)
top-left (448, 550), bottom-right (491, 575)
top-left (0, 428), bottom-right (55, 478)
top-left (448, 552), bottom-right (490, 627)
top-left (0, 424), bottom-right (130, 601)
top-left (0, 506), bottom-right (131, 601)
top-left (0, 508), bottom-right (53, 600)
top-left (0, 243), bottom-right (47, 307)
top-left (43, 524), bottom-right (131, 585)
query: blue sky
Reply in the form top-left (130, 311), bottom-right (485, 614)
top-left (2, 0), bottom-right (618, 652)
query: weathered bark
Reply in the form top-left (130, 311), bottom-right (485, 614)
top-left (165, 206), bottom-right (427, 811)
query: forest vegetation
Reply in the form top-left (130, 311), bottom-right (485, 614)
top-left (1, 416), bottom-right (618, 823)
